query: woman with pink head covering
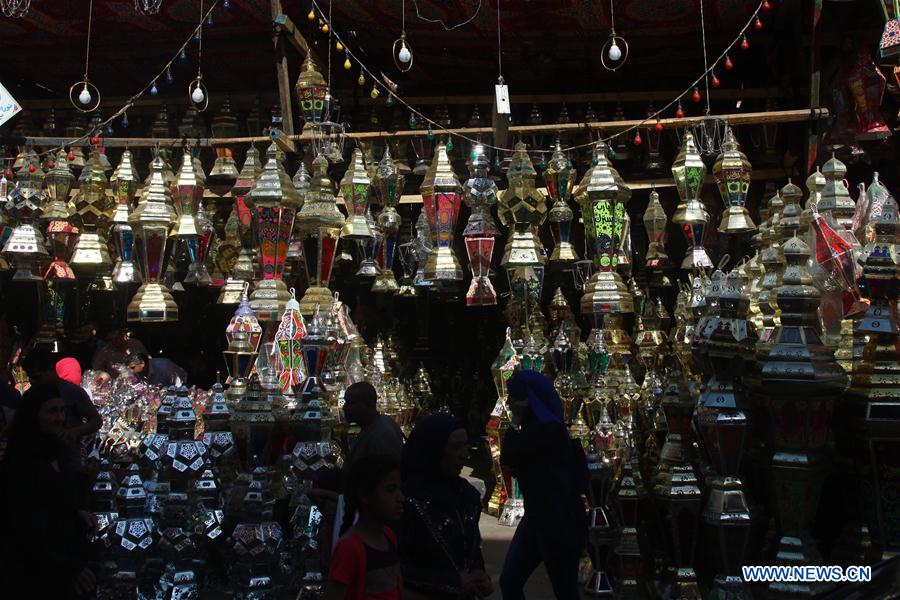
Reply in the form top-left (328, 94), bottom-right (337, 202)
top-left (55, 358), bottom-right (82, 386)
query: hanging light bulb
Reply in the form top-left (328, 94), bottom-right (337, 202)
top-left (358, 71), bottom-right (366, 85)
top-left (206, 13), bottom-right (213, 27)
top-left (754, 17), bottom-right (763, 30)
top-left (192, 85), bottom-right (205, 104)
top-left (633, 131), bottom-right (642, 146)
top-left (321, 22), bottom-right (329, 33)
top-left (121, 112), bottom-right (129, 128)
top-left (194, 28), bottom-right (202, 42)
top-left (370, 84), bottom-right (380, 100)
top-left (608, 39), bottom-right (622, 61)
top-left (223, 0), bottom-right (231, 10)
top-left (762, 0), bottom-right (772, 11)
top-left (150, 80), bottom-right (159, 95)
top-left (655, 119), bottom-right (664, 132)
top-left (386, 94), bottom-right (395, 107)
top-left (711, 73), bottom-right (721, 88)
top-left (308, 8), bottom-right (316, 20)
top-left (78, 85), bottom-right (92, 106)
top-left (692, 86), bottom-right (702, 103)
top-left (676, 103), bottom-right (686, 119)
top-left (398, 41), bottom-right (412, 63)
top-left (180, 48), bottom-right (188, 62)
top-left (166, 67), bottom-right (174, 83)
top-left (741, 36), bottom-right (750, 50)
top-left (344, 57), bottom-right (352, 70)
top-left (336, 40), bottom-right (344, 52)
top-left (724, 55), bottom-right (734, 70)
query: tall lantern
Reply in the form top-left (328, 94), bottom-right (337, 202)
top-left (172, 150), bottom-right (204, 282)
top-left (672, 132), bottom-right (713, 269)
top-left (463, 143), bottom-right (500, 305)
top-left (294, 54), bottom-right (329, 131)
top-left (208, 98), bottom-right (241, 219)
top-left (42, 150), bottom-right (78, 281)
top-left (421, 142), bottom-right (464, 281)
top-left (339, 149), bottom-right (373, 244)
top-left (643, 188), bottom-right (671, 270)
top-left (372, 147), bottom-right (405, 293)
top-left (70, 148), bottom-right (113, 275)
top-left (544, 141), bottom-right (578, 263)
top-left (248, 143), bottom-right (302, 321)
top-left (218, 148), bottom-right (262, 304)
top-left (3, 155), bottom-right (48, 280)
top-left (713, 127), bottom-right (756, 234)
top-left (296, 154), bottom-right (344, 316)
top-left (575, 141), bottom-right (633, 324)
top-left (127, 156), bottom-right (178, 322)
top-left (110, 150), bottom-right (141, 285)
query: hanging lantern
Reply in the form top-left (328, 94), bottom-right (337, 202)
top-left (819, 153), bottom-right (857, 232)
top-left (42, 150), bottom-right (77, 281)
top-left (713, 127), bottom-right (756, 234)
top-left (274, 289), bottom-right (307, 395)
top-left (499, 142), bottom-right (547, 274)
top-left (643, 188), bottom-right (671, 269)
top-left (185, 202), bottom-right (215, 286)
top-left (3, 155), bottom-right (48, 280)
top-left (575, 141), bottom-right (633, 322)
top-left (218, 148), bottom-right (262, 305)
top-left (355, 208), bottom-right (381, 278)
top-left (247, 143), bottom-right (302, 321)
top-left (223, 287), bottom-right (262, 401)
top-left (109, 150), bottom-right (141, 286)
top-left (463, 143), bottom-right (500, 305)
top-left (127, 156), bottom-right (178, 322)
top-left (545, 141), bottom-right (578, 263)
top-left (70, 148), bottom-right (113, 274)
top-left (672, 132), bottom-right (713, 269)
top-left (339, 149), bottom-right (373, 240)
top-left (296, 153), bottom-right (344, 316)
top-left (372, 147), bottom-right (405, 293)
top-left (421, 142), bottom-right (464, 281)
top-left (294, 54), bottom-right (329, 130)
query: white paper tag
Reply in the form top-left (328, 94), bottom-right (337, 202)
top-left (0, 81), bottom-right (22, 128)
top-left (495, 84), bottom-right (510, 115)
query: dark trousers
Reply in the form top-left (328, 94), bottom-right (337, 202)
top-left (499, 515), bottom-right (583, 600)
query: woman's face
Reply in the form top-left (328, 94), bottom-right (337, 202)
top-left (508, 392), bottom-right (530, 420)
top-left (38, 397), bottom-right (66, 435)
top-left (364, 469), bottom-right (404, 522)
top-left (441, 428), bottom-right (469, 478)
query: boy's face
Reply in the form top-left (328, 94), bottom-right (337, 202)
top-left (366, 469), bottom-right (404, 522)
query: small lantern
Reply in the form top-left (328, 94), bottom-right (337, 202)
top-left (294, 54), bottom-right (329, 130)
top-left (339, 149), bottom-right (373, 240)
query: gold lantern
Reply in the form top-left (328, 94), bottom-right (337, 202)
top-left (3, 155), bottom-right (48, 280)
top-left (339, 149), bottom-right (373, 240)
top-left (218, 148), bottom-right (263, 305)
top-left (372, 147), bottom-right (405, 293)
top-left (110, 150), bottom-right (141, 286)
top-left (421, 142), bottom-right (465, 281)
top-left (672, 132), bottom-right (712, 270)
top-left (70, 148), bottom-right (113, 273)
top-left (544, 142), bottom-right (578, 263)
top-left (713, 127), bottom-right (756, 234)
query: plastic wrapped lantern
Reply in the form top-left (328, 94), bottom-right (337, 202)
top-left (275, 289), bottom-right (308, 395)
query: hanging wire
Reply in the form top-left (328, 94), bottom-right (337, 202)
top-left (496, 0), bottom-right (503, 81)
top-left (83, 0), bottom-right (94, 82)
top-left (411, 0), bottom-right (482, 31)
top-left (197, 0), bottom-right (204, 77)
top-left (699, 0), bottom-right (712, 114)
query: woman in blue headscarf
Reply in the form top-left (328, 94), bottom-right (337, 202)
top-left (499, 369), bottom-right (587, 600)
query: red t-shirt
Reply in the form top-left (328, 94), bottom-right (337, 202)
top-left (329, 527), bottom-right (402, 600)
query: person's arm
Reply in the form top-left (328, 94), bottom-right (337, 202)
top-left (67, 387), bottom-right (102, 438)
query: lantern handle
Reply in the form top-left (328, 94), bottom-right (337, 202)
top-left (717, 254), bottom-right (731, 271)
top-left (289, 287), bottom-right (296, 299)
top-left (242, 281), bottom-right (250, 297)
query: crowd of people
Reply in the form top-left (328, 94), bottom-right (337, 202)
top-left (0, 339), bottom-right (588, 599)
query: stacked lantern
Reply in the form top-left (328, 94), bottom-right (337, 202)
top-left (296, 154), bottom-right (344, 316)
top-left (3, 154), bottom-right (48, 280)
top-left (218, 148), bottom-right (263, 305)
top-left (462, 143), bottom-right (500, 305)
top-left (421, 142), bottom-right (465, 282)
top-left (127, 155), bottom-right (179, 322)
top-left (110, 150), bottom-right (141, 286)
top-left (248, 143), bottom-right (302, 321)
top-left (672, 132), bottom-right (713, 270)
top-left (171, 151), bottom-right (205, 285)
top-left (545, 141), bottom-right (578, 264)
top-left (223, 288), bottom-right (263, 403)
top-left (372, 147), bottom-right (405, 293)
top-left (70, 148), bottom-right (113, 277)
top-left (42, 150), bottom-right (78, 281)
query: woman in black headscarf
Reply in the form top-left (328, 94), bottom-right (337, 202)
top-left (400, 413), bottom-right (493, 599)
top-left (0, 384), bottom-right (97, 598)
top-left (499, 370), bottom-right (587, 600)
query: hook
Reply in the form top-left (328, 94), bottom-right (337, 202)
top-left (717, 253), bottom-right (731, 271)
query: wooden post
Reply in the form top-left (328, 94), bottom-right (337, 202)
top-left (271, 0), bottom-right (295, 136)
top-left (806, 0), bottom-right (823, 175)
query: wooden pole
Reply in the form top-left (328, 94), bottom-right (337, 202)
top-left (806, 0), bottom-right (824, 176)
top-left (271, 0), bottom-right (295, 136)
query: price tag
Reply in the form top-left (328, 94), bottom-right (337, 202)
top-left (0, 81), bottom-right (22, 128)
top-left (494, 84), bottom-right (510, 115)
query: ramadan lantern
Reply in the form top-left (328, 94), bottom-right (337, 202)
top-left (672, 132), bottom-right (713, 269)
top-left (296, 153), bottom-right (344, 316)
top-left (846, 46), bottom-right (891, 141)
top-left (339, 149), bottom-right (373, 241)
top-left (248, 143), bottom-right (301, 321)
top-left (463, 143), bottom-right (500, 305)
top-left (172, 150), bottom-right (204, 281)
top-left (110, 150), bottom-right (141, 285)
top-left (421, 142), bottom-right (464, 281)
top-left (713, 127), bottom-right (756, 234)
top-left (42, 151), bottom-right (77, 281)
top-left (544, 141), bottom-right (578, 263)
top-left (294, 54), bottom-right (329, 131)
top-left (819, 153), bottom-right (857, 231)
top-left (372, 147), bottom-right (404, 293)
top-left (127, 155), bottom-right (178, 322)
top-left (70, 148), bottom-right (113, 274)
top-left (218, 148), bottom-right (263, 305)
top-left (275, 289), bottom-right (307, 395)
top-left (224, 288), bottom-right (263, 403)
top-left (2, 155), bottom-right (48, 280)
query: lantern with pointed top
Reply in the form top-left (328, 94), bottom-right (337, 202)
top-left (819, 154), bottom-right (857, 231)
top-left (274, 289), bottom-right (307, 395)
top-left (247, 143), bottom-right (302, 321)
top-left (109, 150), bottom-right (140, 285)
top-left (421, 142), bottom-right (464, 281)
top-left (672, 132), bottom-right (713, 269)
top-left (297, 154), bottom-right (345, 316)
top-left (127, 155), bottom-right (178, 322)
top-left (643, 188), bottom-right (671, 270)
top-left (462, 143), bottom-right (499, 305)
top-left (339, 149), bottom-right (373, 241)
top-left (372, 148), bottom-right (404, 293)
top-left (42, 150), bottom-right (77, 281)
top-left (545, 142), bottom-right (578, 263)
top-left (70, 148), bottom-right (113, 273)
top-left (208, 97), bottom-right (240, 201)
top-left (185, 202), bottom-right (215, 286)
top-left (223, 288), bottom-right (262, 402)
top-left (295, 54), bottom-right (329, 130)
top-left (713, 127), bottom-right (756, 233)
top-left (218, 148), bottom-right (263, 305)
top-left (3, 155), bottom-right (48, 280)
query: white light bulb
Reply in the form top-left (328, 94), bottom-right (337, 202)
top-left (398, 44), bottom-right (412, 64)
top-left (78, 87), bottom-right (92, 105)
top-left (607, 42), bottom-right (622, 62)
top-left (191, 86), bottom-right (205, 104)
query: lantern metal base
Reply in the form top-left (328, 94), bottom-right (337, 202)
top-left (250, 278), bottom-right (291, 322)
top-left (372, 270), bottom-right (399, 294)
top-left (584, 571), bottom-right (614, 597)
top-left (355, 258), bottom-right (380, 278)
top-left (718, 206), bottom-right (757, 234)
top-left (580, 270), bottom-right (634, 316)
top-left (549, 241), bottom-right (579, 263)
top-left (232, 248), bottom-right (255, 282)
top-left (127, 282), bottom-right (179, 322)
top-left (341, 216), bottom-right (372, 240)
top-left (424, 247), bottom-right (464, 281)
top-left (396, 283), bottom-right (418, 297)
top-left (681, 246), bottom-right (714, 270)
top-left (217, 277), bottom-right (249, 305)
top-left (9, 256), bottom-right (44, 281)
top-left (466, 276), bottom-right (497, 306)
top-left (70, 232), bottom-right (113, 270)
top-left (184, 261), bottom-right (212, 286)
top-left (111, 259), bottom-right (141, 286)
top-left (300, 285), bottom-right (335, 316)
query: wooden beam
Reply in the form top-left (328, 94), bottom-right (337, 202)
top-left (4, 108), bottom-right (829, 149)
top-left (271, 0), bottom-right (295, 136)
top-left (272, 12), bottom-right (321, 65)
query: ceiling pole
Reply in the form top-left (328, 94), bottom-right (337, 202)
top-left (806, 0), bottom-right (823, 176)
top-left (271, 0), bottom-right (295, 136)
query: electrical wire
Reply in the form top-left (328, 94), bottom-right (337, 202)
top-left (699, 0), bottom-right (711, 115)
top-left (411, 0), bottom-right (482, 31)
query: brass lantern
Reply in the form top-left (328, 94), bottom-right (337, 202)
top-left (208, 97), bottom-right (240, 203)
top-left (3, 155), bottom-right (48, 280)
top-left (544, 142), bottom-right (578, 263)
top-left (294, 54), bottom-right (329, 131)
top-left (42, 151), bottom-right (77, 281)
top-left (247, 143), bottom-right (302, 321)
top-left (575, 141), bottom-right (633, 321)
top-left (463, 143), bottom-right (500, 305)
top-left (643, 188), bottom-right (671, 269)
top-left (421, 142), bottom-right (465, 281)
top-left (127, 156), bottom-right (178, 322)
top-left (372, 147), bottom-right (405, 294)
top-left (296, 154), bottom-right (344, 316)
top-left (339, 149), bottom-right (373, 241)
top-left (819, 153), bottom-right (857, 231)
top-left (110, 150), bottom-right (141, 285)
top-left (218, 148), bottom-right (262, 305)
top-left (70, 148), bottom-right (113, 273)
top-left (713, 127), bottom-right (756, 234)
top-left (672, 132), bottom-right (712, 269)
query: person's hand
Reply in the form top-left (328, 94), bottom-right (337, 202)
top-left (77, 510), bottom-right (97, 535)
top-left (71, 567), bottom-right (96, 595)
